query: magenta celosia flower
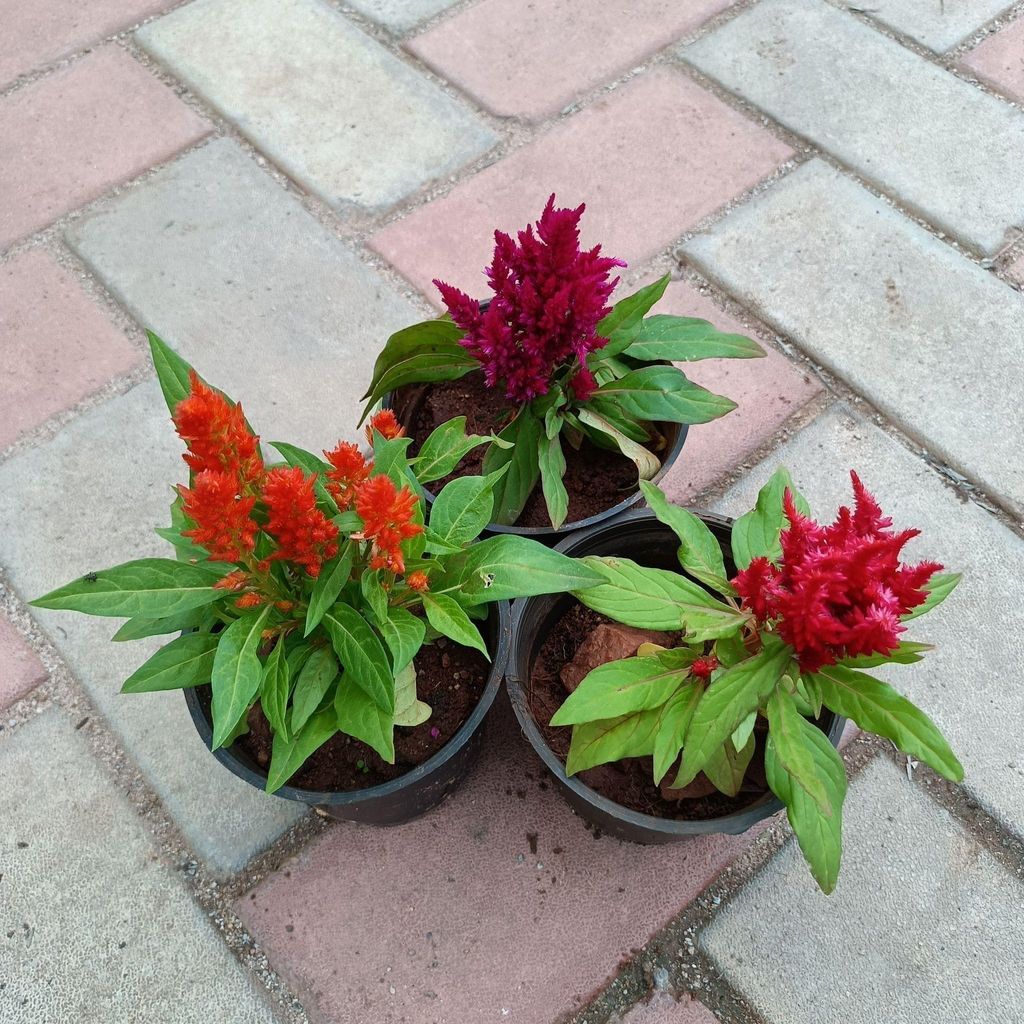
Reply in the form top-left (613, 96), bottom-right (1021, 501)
top-left (732, 472), bottom-right (942, 672)
top-left (433, 195), bottom-right (626, 404)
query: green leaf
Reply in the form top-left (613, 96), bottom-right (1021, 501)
top-left (574, 556), bottom-right (748, 639)
top-left (413, 416), bottom-right (508, 484)
top-left (377, 606), bottom-right (426, 675)
top-left (111, 607), bottom-right (212, 642)
top-left (322, 605), bottom-right (395, 714)
top-left (371, 434), bottom-right (417, 491)
top-left (730, 709), bottom-right (758, 751)
top-left (595, 274), bottom-right (670, 356)
top-left (840, 641), bottom-right (933, 669)
top-left (422, 592), bottom-right (488, 656)
top-left (429, 472), bottom-right (502, 548)
top-left (270, 442), bottom-right (340, 514)
top-left (591, 365), bottom-right (736, 425)
top-left (153, 526), bottom-right (209, 564)
top-left (766, 688), bottom-right (832, 814)
top-left (537, 432), bottom-right (569, 530)
top-left (290, 646), bottom-right (339, 733)
top-left (120, 632), bottom-right (219, 693)
top-left (901, 573), bottom-right (961, 621)
top-left (422, 527), bottom-right (466, 556)
top-left (652, 681), bottom-right (702, 784)
top-left (266, 708), bottom-right (337, 793)
top-left (624, 315), bottom-right (765, 363)
top-left (703, 734), bottom-right (756, 797)
top-left (482, 411), bottom-right (542, 527)
top-left (730, 466), bottom-right (810, 571)
top-left (639, 481), bottom-right (733, 596)
top-left (576, 408), bottom-right (660, 481)
top-left (765, 730), bottom-right (847, 894)
top-left (147, 330), bottom-right (195, 414)
top-left (812, 665), bottom-right (963, 781)
top-left (675, 639), bottom-right (791, 785)
top-left (551, 657), bottom-right (687, 726)
top-left (304, 542), bottom-right (354, 636)
top-left (334, 674), bottom-right (395, 762)
top-left (715, 631), bottom-right (749, 668)
top-left (260, 639), bottom-right (291, 742)
top-left (32, 558), bottom-right (229, 618)
top-left (361, 571), bottom-right (389, 625)
top-left (565, 705), bottom-right (662, 775)
top-left (393, 663), bottom-right (431, 727)
top-left (210, 607), bottom-right (271, 749)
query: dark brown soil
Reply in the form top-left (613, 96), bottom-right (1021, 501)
top-left (394, 373), bottom-right (672, 529)
top-left (528, 603), bottom-right (771, 821)
top-left (205, 637), bottom-right (490, 793)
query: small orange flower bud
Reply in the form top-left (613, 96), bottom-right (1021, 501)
top-left (214, 570), bottom-right (249, 591)
top-left (365, 409), bottom-right (405, 445)
top-left (407, 571), bottom-right (429, 592)
top-left (235, 592), bottom-right (263, 609)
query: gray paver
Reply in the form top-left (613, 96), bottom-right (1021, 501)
top-left (711, 406), bottom-right (1024, 838)
top-left (703, 757), bottom-right (1024, 1024)
top-left (347, 0), bottom-right (457, 31)
top-left (0, 711), bottom-right (272, 1022)
top-left (137, 0), bottom-right (496, 214)
top-left (0, 381), bottom-right (303, 874)
top-left (682, 0), bottom-right (1024, 254)
top-left (66, 139), bottom-right (420, 455)
top-left (685, 160), bottom-right (1024, 516)
top-left (863, 0), bottom-right (1016, 52)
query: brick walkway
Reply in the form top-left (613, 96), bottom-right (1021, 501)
top-left (2, 1), bottom-right (1023, 1021)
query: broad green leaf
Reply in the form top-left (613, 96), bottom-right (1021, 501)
top-left (576, 407), bottom-right (660, 481)
top-left (551, 657), bottom-right (687, 726)
top-left (120, 632), bottom-right (219, 693)
top-left (595, 274), bottom-right (670, 356)
top-left (147, 330), bottom-right (195, 415)
top-left (304, 542), bottom-right (354, 636)
top-left (537, 432), bottom-right (569, 530)
top-left (703, 734), bottom-right (756, 797)
top-left (901, 573), bottom-right (961, 621)
top-left (371, 434), bottom-right (417, 491)
top-left (652, 681), bottom-right (702, 784)
top-left (574, 556), bottom-right (748, 639)
top-left (290, 646), bottom-right (338, 733)
top-left (591, 364), bottom-right (736, 425)
top-left (361, 570), bottom-right (389, 624)
top-left (482, 411), bottom-right (542, 526)
top-left (322, 605), bottom-right (395, 714)
top-left (261, 638), bottom-right (291, 742)
top-left (840, 641), bottom-right (933, 669)
top-left (429, 472), bottom-right (502, 548)
top-left (266, 708), bottom-right (337, 793)
top-left (112, 607), bottom-right (212, 642)
top-left (565, 705), bottom-right (662, 775)
top-left (730, 466), bottom-right (810, 571)
top-left (715, 631), bottom-right (749, 668)
top-left (624, 315), bottom-right (765, 363)
top-left (334, 673), bottom-right (395, 762)
top-left (377, 606), bottom-right (426, 675)
top-left (765, 731), bottom-right (847, 894)
top-left (766, 688), bottom-right (832, 814)
top-left (32, 558), bottom-right (229, 618)
top-left (332, 510), bottom-right (362, 533)
top-left (393, 663), bottom-right (431, 727)
top-left (210, 607), bottom-right (271, 748)
top-left (422, 592), bottom-right (488, 657)
top-left (152, 526), bottom-right (209, 564)
top-left (422, 527), bottom-right (466, 555)
top-left (413, 416), bottom-right (509, 483)
top-left (812, 665), bottom-right (963, 781)
top-left (639, 480), bottom-right (733, 596)
top-left (730, 710), bottom-right (758, 752)
top-left (798, 674), bottom-right (823, 717)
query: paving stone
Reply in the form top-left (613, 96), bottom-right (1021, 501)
top-left (408, 0), bottom-right (736, 121)
top-left (861, 0), bottom-right (1015, 52)
top-left (137, 0), bottom-right (496, 215)
top-left (620, 992), bottom-right (718, 1023)
top-left (684, 160), bottom-right (1024, 516)
top-left (67, 139), bottom-right (420, 454)
top-left (372, 69), bottom-right (793, 300)
top-left (1005, 252), bottom-right (1024, 286)
top-left (961, 15), bottom-right (1024, 103)
top-left (0, 249), bottom-right (141, 449)
top-left (710, 406), bottom-right (1024, 838)
top-left (682, 0), bottom-right (1024, 255)
top-left (345, 0), bottom-right (458, 31)
top-left (703, 757), bottom-right (1024, 1023)
top-left (0, 381), bottom-right (303, 873)
top-left (0, 711), bottom-right (272, 1022)
top-left (654, 280), bottom-right (821, 504)
top-left (0, 613), bottom-right (47, 712)
top-left (0, 0), bottom-right (172, 88)
top-left (238, 700), bottom-right (764, 1023)
top-left (0, 46), bottom-right (208, 249)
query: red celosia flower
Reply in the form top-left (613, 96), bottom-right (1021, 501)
top-left (434, 195), bottom-right (626, 404)
top-left (569, 366), bottom-right (598, 402)
top-left (173, 371), bottom-right (263, 485)
top-left (262, 467), bottom-right (339, 577)
top-left (406, 570), bottom-right (429, 592)
top-left (177, 470), bottom-right (258, 563)
top-left (732, 472), bottom-right (942, 672)
top-left (214, 569), bottom-right (249, 591)
top-left (235, 592), bottom-right (264, 609)
top-left (353, 475), bottom-right (423, 574)
top-left (365, 409), bottom-right (405, 445)
top-left (692, 655), bottom-right (719, 680)
top-left (323, 440), bottom-right (372, 508)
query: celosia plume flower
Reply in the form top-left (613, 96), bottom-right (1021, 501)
top-left (324, 440), bottom-right (372, 508)
top-left (365, 409), bottom-right (405, 445)
top-left (434, 195), bottom-right (626, 404)
top-left (177, 470), bottom-right (258, 564)
top-left (262, 466), bottom-right (339, 578)
top-left (406, 570), bottom-right (429, 592)
top-left (353, 475), bottom-right (423, 574)
top-left (732, 472), bottom-right (941, 672)
top-left (691, 655), bottom-right (719, 680)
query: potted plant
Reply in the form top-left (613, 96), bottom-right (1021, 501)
top-left (360, 195), bottom-right (764, 536)
top-left (32, 335), bottom-right (602, 825)
top-left (506, 470), bottom-right (963, 891)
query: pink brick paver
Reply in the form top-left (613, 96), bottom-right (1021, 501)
top-left (960, 17), bottom-right (1024, 105)
top-left (0, 613), bottom-right (47, 711)
top-left (654, 280), bottom-right (822, 504)
top-left (0, 0), bottom-right (172, 89)
top-left (0, 250), bottom-right (141, 449)
top-left (0, 46), bottom-right (208, 249)
top-left (408, 0), bottom-right (735, 122)
top-left (621, 992), bottom-right (719, 1024)
top-left (371, 69), bottom-right (793, 302)
top-left (239, 702), bottom-right (766, 1024)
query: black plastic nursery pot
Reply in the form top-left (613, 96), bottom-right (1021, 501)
top-left (505, 510), bottom-right (846, 844)
top-left (184, 601), bottom-right (511, 826)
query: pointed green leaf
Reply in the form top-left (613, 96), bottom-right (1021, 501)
top-left (537, 432), bottom-right (569, 530)
top-left (304, 542), bottom-right (354, 636)
top-left (260, 638), bottom-right (291, 742)
top-left (901, 573), bottom-right (961, 621)
top-left (730, 709), bottom-right (758, 751)
top-left (210, 606), bottom-right (271, 748)
top-left (840, 641), bottom-right (933, 669)
top-left (766, 688), bottom-right (832, 814)
top-left (624, 315), bottom-right (765, 362)
top-left (393, 663), bottom-right (431, 727)
top-left (422, 593), bottom-right (488, 657)
top-left (652, 681), bottom-right (702, 784)
top-left (730, 466), bottom-right (810, 571)
top-left (428, 472), bottom-right (502, 548)
top-left (577, 407), bottom-right (660, 481)
top-left (591, 364), bottom-right (736, 425)
top-left (147, 330), bottom-right (195, 415)
top-left (377, 606), bottom-right (426, 675)
top-left (120, 631), bottom-right (219, 693)
top-left (413, 416), bottom-right (509, 484)
top-left (322, 605), bottom-right (394, 714)
top-left (290, 646), bottom-right (338, 733)
top-left (595, 274), bottom-right (670, 355)
top-left (334, 673), bottom-right (395, 762)
top-left (266, 708), bottom-right (337, 793)
top-left (703, 734), bottom-right (756, 797)
top-left (361, 570), bottom-right (389, 624)
top-left (482, 410), bottom-right (542, 527)
top-left (565, 705), bottom-right (662, 775)
top-left (112, 607), bottom-right (212, 642)
top-left (551, 657), bottom-right (686, 726)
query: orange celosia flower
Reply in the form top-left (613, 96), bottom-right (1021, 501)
top-left (323, 440), bottom-right (372, 508)
top-left (262, 466), bottom-right (339, 577)
top-left (177, 470), bottom-right (258, 563)
top-left (214, 569), bottom-right (249, 591)
top-left (173, 371), bottom-right (263, 485)
top-left (353, 475), bottom-right (423, 574)
top-left (406, 570), bottom-right (429, 592)
top-left (235, 592), bottom-right (263, 609)
top-left (364, 409), bottom-right (405, 446)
